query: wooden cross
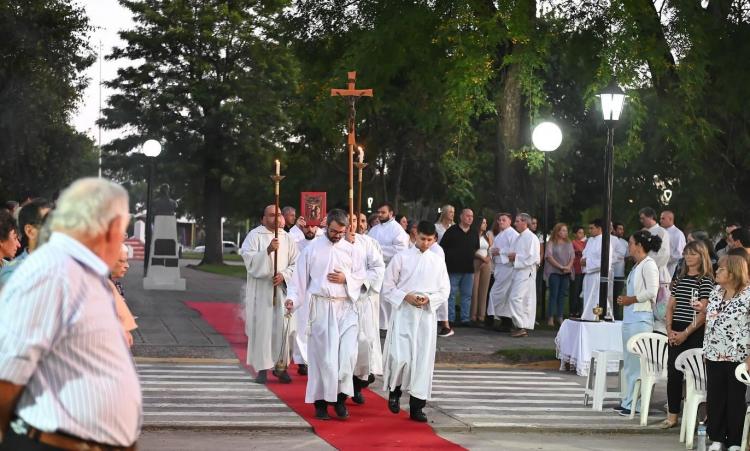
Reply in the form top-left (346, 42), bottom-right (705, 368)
top-left (331, 71), bottom-right (373, 220)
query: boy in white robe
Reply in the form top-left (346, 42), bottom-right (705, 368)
top-left (285, 209), bottom-right (366, 420)
top-left (382, 221), bottom-right (450, 422)
top-left (241, 205), bottom-right (299, 384)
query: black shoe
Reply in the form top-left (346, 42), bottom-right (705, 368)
top-left (352, 377), bottom-right (365, 405)
top-left (273, 369), bottom-right (292, 383)
top-left (352, 391), bottom-right (365, 405)
top-left (438, 326), bottom-right (454, 337)
top-left (297, 364), bottom-right (308, 376)
top-left (409, 396), bottom-right (428, 422)
top-left (334, 393), bottom-right (349, 419)
top-left (379, 329), bottom-right (387, 339)
top-left (367, 373), bottom-right (375, 385)
top-left (314, 400), bottom-right (330, 420)
top-left (254, 369), bottom-right (267, 384)
top-left (388, 387), bottom-right (402, 414)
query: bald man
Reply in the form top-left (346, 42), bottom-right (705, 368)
top-left (659, 210), bottom-right (686, 277)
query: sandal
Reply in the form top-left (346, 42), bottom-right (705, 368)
top-left (658, 419), bottom-right (678, 429)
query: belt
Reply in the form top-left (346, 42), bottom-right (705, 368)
top-left (11, 418), bottom-right (136, 451)
top-left (311, 294), bottom-right (349, 302)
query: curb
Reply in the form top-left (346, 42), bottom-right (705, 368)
top-left (141, 423), bottom-right (312, 432)
top-left (431, 423), bottom-right (677, 434)
top-left (134, 356), bottom-right (239, 364)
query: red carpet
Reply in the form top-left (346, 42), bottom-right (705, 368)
top-left (185, 301), bottom-right (465, 450)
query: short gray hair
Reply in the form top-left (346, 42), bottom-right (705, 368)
top-left (327, 208), bottom-right (349, 227)
top-left (517, 213), bottom-right (532, 224)
top-left (48, 178), bottom-right (129, 238)
top-left (281, 206), bottom-right (296, 215)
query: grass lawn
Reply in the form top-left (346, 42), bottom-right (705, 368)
top-left (182, 252), bottom-right (243, 262)
top-left (494, 348), bottom-right (557, 363)
top-left (190, 263), bottom-right (246, 279)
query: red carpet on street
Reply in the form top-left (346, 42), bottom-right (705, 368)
top-left (185, 301), bottom-right (465, 450)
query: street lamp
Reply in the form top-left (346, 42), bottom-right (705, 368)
top-left (597, 81), bottom-right (626, 317)
top-left (142, 139), bottom-right (162, 276)
top-left (532, 121), bottom-right (562, 321)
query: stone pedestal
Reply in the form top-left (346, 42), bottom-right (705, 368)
top-left (134, 220), bottom-right (146, 242)
top-left (143, 215), bottom-right (186, 291)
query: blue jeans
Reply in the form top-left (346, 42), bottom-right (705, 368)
top-left (448, 273), bottom-right (474, 323)
top-left (547, 273), bottom-right (570, 318)
top-left (621, 320), bottom-right (654, 411)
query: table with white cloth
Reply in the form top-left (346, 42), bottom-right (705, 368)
top-left (555, 319), bottom-right (623, 377)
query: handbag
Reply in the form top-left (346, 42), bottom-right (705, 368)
top-left (638, 259), bottom-right (668, 321)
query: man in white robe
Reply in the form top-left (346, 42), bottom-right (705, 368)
top-left (488, 213), bottom-right (519, 323)
top-left (382, 221), bottom-right (450, 422)
top-left (580, 219), bottom-right (615, 321)
top-left (639, 207), bottom-right (671, 333)
top-left (611, 222), bottom-right (630, 318)
top-left (240, 205), bottom-right (299, 384)
top-left (506, 213), bottom-right (541, 337)
top-left (350, 215), bottom-right (385, 404)
top-left (289, 220), bottom-right (322, 376)
top-left (285, 209), bottom-right (367, 420)
top-left (367, 202), bottom-right (410, 330)
top-left (659, 210), bottom-right (685, 277)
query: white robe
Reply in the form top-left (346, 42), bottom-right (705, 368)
top-left (240, 226), bottom-right (298, 372)
top-left (488, 227), bottom-right (519, 318)
top-left (368, 218), bottom-right (410, 329)
top-left (287, 236), bottom-right (366, 403)
top-left (409, 241), bottom-right (448, 321)
top-left (506, 229), bottom-right (540, 330)
top-left (353, 234), bottom-right (385, 378)
top-left (665, 225), bottom-right (685, 278)
top-left (381, 246), bottom-right (450, 400)
top-left (580, 234), bottom-right (614, 320)
top-left (291, 235), bottom-right (320, 364)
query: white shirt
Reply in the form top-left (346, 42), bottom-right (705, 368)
top-left (581, 234), bottom-right (614, 274)
top-left (666, 224), bottom-right (686, 271)
top-left (0, 233), bottom-right (142, 446)
top-left (490, 227), bottom-right (519, 266)
top-left (612, 236), bottom-right (629, 278)
top-left (368, 218), bottom-right (410, 264)
top-left (647, 223), bottom-right (672, 283)
top-left (510, 228), bottom-right (541, 269)
top-left (434, 222), bottom-right (453, 242)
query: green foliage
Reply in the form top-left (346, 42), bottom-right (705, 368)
top-left (0, 0), bottom-right (97, 200)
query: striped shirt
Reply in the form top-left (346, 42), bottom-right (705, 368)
top-left (670, 274), bottom-right (714, 329)
top-left (0, 232), bottom-right (142, 446)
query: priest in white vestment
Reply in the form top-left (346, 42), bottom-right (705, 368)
top-left (639, 207), bottom-right (672, 333)
top-left (382, 221), bottom-right (450, 422)
top-left (580, 219), bottom-right (615, 321)
top-left (367, 202), bottom-right (410, 330)
top-left (290, 220), bottom-right (322, 376)
top-left (488, 213), bottom-right (519, 320)
top-left (506, 213), bottom-right (541, 337)
top-left (241, 205), bottom-right (299, 384)
top-left (285, 209), bottom-right (367, 420)
top-left (351, 222), bottom-right (385, 404)
top-left (659, 210), bottom-right (685, 277)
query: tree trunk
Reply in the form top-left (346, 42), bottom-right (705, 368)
top-left (392, 150), bottom-right (406, 211)
top-left (200, 168), bottom-right (224, 265)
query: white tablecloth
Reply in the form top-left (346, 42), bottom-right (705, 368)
top-left (555, 319), bottom-right (623, 376)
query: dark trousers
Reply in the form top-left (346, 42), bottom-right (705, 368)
top-left (666, 327), bottom-right (704, 414)
top-left (612, 277), bottom-right (626, 320)
top-left (706, 360), bottom-right (747, 447)
top-left (0, 429), bottom-right (66, 450)
top-left (568, 273), bottom-right (584, 316)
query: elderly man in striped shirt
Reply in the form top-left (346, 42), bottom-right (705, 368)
top-left (0, 178), bottom-right (141, 451)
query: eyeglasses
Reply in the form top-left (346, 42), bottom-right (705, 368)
top-left (328, 229), bottom-right (346, 236)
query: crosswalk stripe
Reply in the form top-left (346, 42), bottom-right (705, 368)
top-left (142, 387), bottom-right (265, 392)
top-left (432, 375), bottom-right (561, 381)
top-left (146, 403), bottom-right (289, 408)
top-left (143, 421), bottom-right (307, 427)
top-left (138, 370), bottom-right (247, 375)
top-left (432, 398), bottom-right (582, 405)
top-left (432, 379), bottom-right (578, 385)
top-left (431, 385), bottom-right (583, 392)
top-left (431, 391), bottom-right (582, 398)
top-left (143, 412), bottom-right (300, 417)
top-left (142, 395), bottom-right (278, 400)
top-left (434, 370), bottom-right (546, 375)
top-left (140, 381), bottom-right (260, 386)
top-left (140, 375), bottom-right (251, 380)
top-left (455, 414), bottom-right (631, 421)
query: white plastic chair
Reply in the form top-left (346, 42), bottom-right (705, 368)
top-left (675, 348), bottom-right (707, 449)
top-left (584, 350), bottom-right (624, 411)
top-left (733, 363), bottom-right (750, 451)
top-left (627, 332), bottom-right (669, 426)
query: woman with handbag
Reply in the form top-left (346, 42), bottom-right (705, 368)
top-left (614, 230), bottom-right (662, 416)
top-left (660, 240), bottom-right (715, 428)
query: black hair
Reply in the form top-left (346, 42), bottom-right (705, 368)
top-left (728, 247), bottom-right (750, 266)
top-left (327, 209), bottom-right (349, 227)
top-left (395, 214), bottom-right (406, 223)
top-left (630, 230), bottom-right (662, 253)
top-left (613, 222), bottom-right (624, 229)
top-left (378, 202), bottom-right (394, 213)
top-left (572, 225), bottom-right (584, 233)
top-left (589, 218), bottom-right (604, 229)
top-left (18, 198), bottom-right (53, 250)
top-left (417, 220), bottom-right (437, 237)
top-left (639, 207), bottom-right (657, 219)
top-left (0, 209), bottom-right (18, 241)
top-left (730, 228), bottom-right (750, 248)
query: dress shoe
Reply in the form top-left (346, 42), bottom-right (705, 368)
top-left (334, 393), bottom-right (349, 419)
top-left (388, 387), bottom-right (402, 414)
top-left (314, 400), bottom-right (330, 420)
top-left (352, 377), bottom-right (366, 404)
top-left (409, 396), bottom-right (428, 422)
top-left (367, 373), bottom-right (375, 385)
top-left (352, 391), bottom-right (365, 405)
top-left (273, 369), bottom-right (292, 383)
top-left (254, 369), bottom-right (267, 384)
top-left (297, 364), bottom-right (308, 376)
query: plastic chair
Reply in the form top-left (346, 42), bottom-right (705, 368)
top-left (584, 350), bottom-right (624, 411)
top-left (627, 332), bottom-right (669, 426)
top-left (733, 363), bottom-right (750, 451)
top-left (675, 348), bottom-right (707, 449)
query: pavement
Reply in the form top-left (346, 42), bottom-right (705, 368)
top-left (124, 257), bottom-right (676, 439)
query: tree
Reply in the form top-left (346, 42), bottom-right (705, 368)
top-left (102, 0), bottom-right (298, 264)
top-left (0, 0), bottom-right (98, 201)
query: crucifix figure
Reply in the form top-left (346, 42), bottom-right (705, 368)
top-left (331, 71), bottom-right (373, 219)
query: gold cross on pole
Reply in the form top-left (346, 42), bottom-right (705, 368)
top-left (331, 71), bottom-right (373, 220)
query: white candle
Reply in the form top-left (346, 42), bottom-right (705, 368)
top-left (275, 159), bottom-right (280, 175)
top-left (358, 149), bottom-right (364, 163)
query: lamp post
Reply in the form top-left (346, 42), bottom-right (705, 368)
top-left (142, 139), bottom-right (162, 277)
top-left (532, 121), bottom-right (562, 320)
top-left (597, 81), bottom-right (626, 317)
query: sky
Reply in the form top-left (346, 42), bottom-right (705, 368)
top-left (72, 0), bottom-right (133, 146)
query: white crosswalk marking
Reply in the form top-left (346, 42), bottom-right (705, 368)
top-left (137, 363), bottom-right (309, 429)
top-left (428, 369), bottom-right (663, 430)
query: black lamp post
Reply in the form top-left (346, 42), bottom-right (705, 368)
top-left (597, 81), bottom-right (626, 317)
top-left (142, 139), bottom-right (162, 277)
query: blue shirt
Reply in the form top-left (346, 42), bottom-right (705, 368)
top-left (0, 249), bottom-right (28, 288)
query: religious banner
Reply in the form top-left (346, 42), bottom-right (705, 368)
top-left (300, 192), bottom-right (326, 226)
